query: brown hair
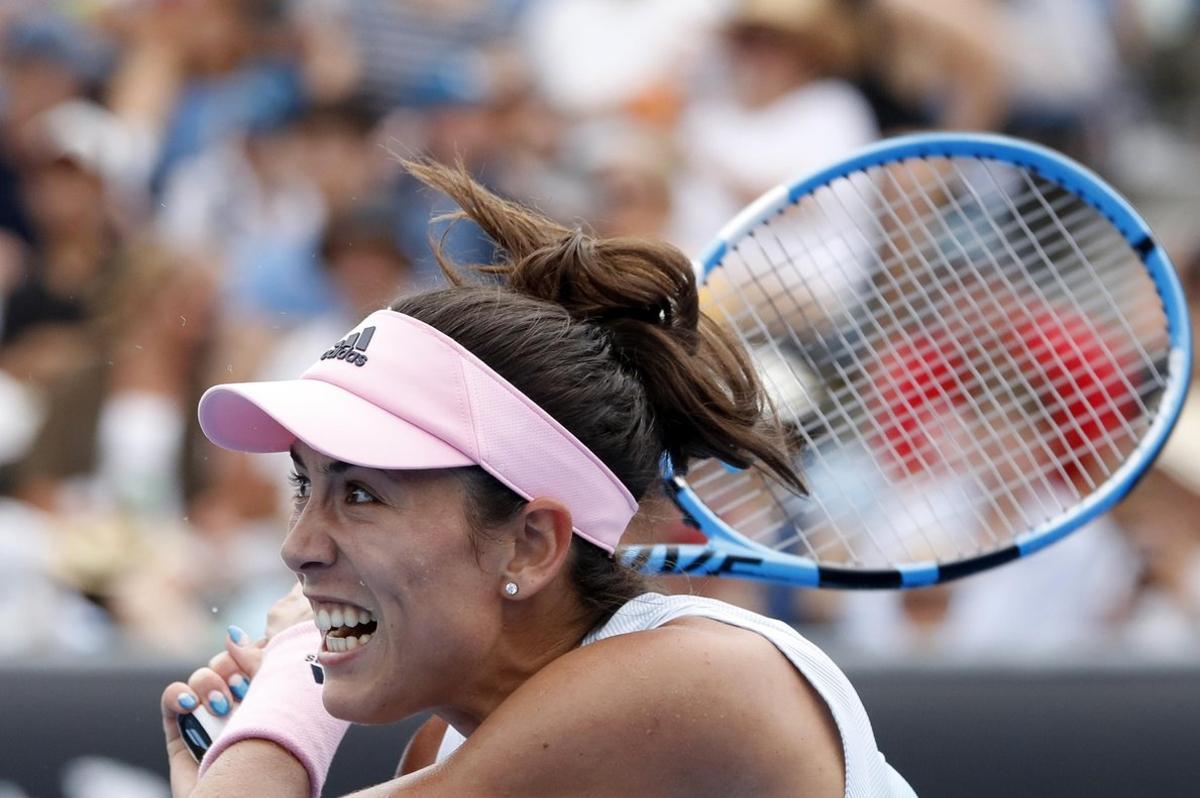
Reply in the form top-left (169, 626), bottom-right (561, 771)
top-left (391, 160), bottom-right (803, 625)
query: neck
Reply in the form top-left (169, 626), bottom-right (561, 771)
top-left (434, 586), bottom-right (598, 737)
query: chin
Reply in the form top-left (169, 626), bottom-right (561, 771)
top-left (321, 681), bottom-right (408, 726)
top-left (320, 681), bottom-right (371, 722)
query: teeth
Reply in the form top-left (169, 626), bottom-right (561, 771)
top-left (313, 598), bottom-right (379, 654)
top-left (312, 601), bottom-right (375, 633)
top-left (323, 632), bottom-right (374, 653)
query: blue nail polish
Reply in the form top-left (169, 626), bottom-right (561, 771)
top-left (228, 625), bottom-right (247, 645)
top-left (208, 691), bottom-right (230, 717)
top-left (230, 675), bottom-right (249, 700)
top-left (178, 693), bottom-right (197, 711)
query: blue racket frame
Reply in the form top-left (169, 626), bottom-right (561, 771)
top-left (617, 132), bottom-right (1193, 589)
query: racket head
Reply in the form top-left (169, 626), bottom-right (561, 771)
top-left (620, 133), bottom-right (1192, 589)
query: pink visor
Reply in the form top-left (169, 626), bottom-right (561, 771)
top-left (198, 310), bottom-right (638, 552)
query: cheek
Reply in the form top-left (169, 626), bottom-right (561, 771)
top-left (377, 555), bottom-right (500, 656)
top-left (362, 530), bottom-right (495, 633)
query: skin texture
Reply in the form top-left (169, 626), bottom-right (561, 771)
top-left (161, 441), bottom-right (845, 797)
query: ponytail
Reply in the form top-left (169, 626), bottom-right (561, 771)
top-left (399, 158), bottom-right (804, 495)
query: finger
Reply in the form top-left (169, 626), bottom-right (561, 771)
top-left (225, 625), bottom-right (266, 681)
top-left (161, 682), bottom-right (200, 795)
top-left (206, 650), bottom-right (252, 702)
top-left (227, 623), bottom-right (267, 649)
top-left (206, 649), bottom-right (242, 681)
top-left (186, 667), bottom-right (234, 719)
top-left (161, 681), bottom-right (203, 725)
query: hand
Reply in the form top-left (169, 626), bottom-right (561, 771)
top-left (160, 626), bottom-right (265, 797)
top-left (160, 583), bottom-right (313, 797)
top-left (265, 582), bottom-right (315, 639)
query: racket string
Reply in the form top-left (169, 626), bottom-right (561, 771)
top-left (715, 177), bottom-right (1156, 391)
top-left (745, 264), bottom-right (1162, 450)
top-left (835, 169), bottom-right (1070, 537)
top-left (1000, 163), bottom-right (1162, 418)
top-left (737, 227), bottom-right (930, 563)
top-left (941, 162), bottom-right (1149, 473)
top-left (840, 160), bottom-right (1156, 480)
top-left (873, 162), bottom-right (1125, 493)
top-left (955, 162), bottom-right (1149, 425)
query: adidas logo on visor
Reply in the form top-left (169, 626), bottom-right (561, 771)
top-left (321, 326), bottom-right (375, 367)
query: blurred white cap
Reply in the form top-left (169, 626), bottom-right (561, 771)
top-left (31, 99), bottom-right (155, 188)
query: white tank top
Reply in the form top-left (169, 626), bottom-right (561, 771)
top-left (435, 592), bottom-right (917, 797)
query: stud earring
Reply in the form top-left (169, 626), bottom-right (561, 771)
top-left (503, 581), bottom-right (519, 597)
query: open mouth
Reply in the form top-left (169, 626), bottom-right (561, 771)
top-left (313, 602), bottom-right (378, 653)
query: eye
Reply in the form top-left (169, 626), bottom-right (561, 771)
top-left (288, 472), bottom-right (311, 501)
top-left (346, 483), bottom-right (377, 505)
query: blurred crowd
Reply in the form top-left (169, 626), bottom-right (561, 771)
top-left (1, 0), bottom-right (1199, 662)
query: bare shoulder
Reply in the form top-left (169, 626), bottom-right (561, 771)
top-left (430, 617), bottom-right (845, 797)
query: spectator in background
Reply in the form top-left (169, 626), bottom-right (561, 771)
top-left (156, 102), bottom-right (389, 324)
top-left (569, 119), bottom-right (678, 240)
top-left (12, 242), bottom-right (217, 518)
top-left (0, 11), bottom-right (107, 245)
top-left (1112, 469), bottom-right (1200, 656)
top-left (0, 17), bottom-right (95, 466)
top-left (1112, 250), bottom-right (1200, 655)
top-left (673, 0), bottom-right (879, 253)
top-left (5, 242), bottom-right (224, 655)
top-left (831, 288), bottom-right (1161, 658)
top-left (287, 0), bottom-right (545, 281)
top-left (390, 101), bottom-right (508, 284)
top-left (6, 233), bottom-right (290, 658)
top-left (290, 0), bottom-right (528, 112)
top-left (521, 0), bottom-right (725, 123)
top-left (997, 0), bottom-right (1126, 160)
top-left (142, 0), bottom-right (305, 189)
top-left (295, 101), bottom-right (395, 218)
top-left (847, 0), bottom-right (1007, 134)
top-left (0, 11), bottom-right (112, 338)
top-left (0, 99), bottom-right (131, 401)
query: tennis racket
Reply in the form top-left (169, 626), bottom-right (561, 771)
top-left (617, 132), bottom-right (1192, 589)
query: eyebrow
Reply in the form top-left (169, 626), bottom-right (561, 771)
top-left (289, 447), bottom-right (352, 475)
top-left (289, 447), bottom-right (410, 487)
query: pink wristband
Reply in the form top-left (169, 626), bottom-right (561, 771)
top-left (199, 621), bottom-right (349, 797)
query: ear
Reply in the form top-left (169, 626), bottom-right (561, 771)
top-left (502, 498), bottom-right (574, 599)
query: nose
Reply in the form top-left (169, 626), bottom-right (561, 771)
top-left (280, 505), bottom-right (338, 576)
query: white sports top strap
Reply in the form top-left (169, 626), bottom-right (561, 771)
top-left (435, 723), bottom-right (467, 764)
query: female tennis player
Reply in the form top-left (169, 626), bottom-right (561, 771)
top-left (159, 160), bottom-right (917, 797)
